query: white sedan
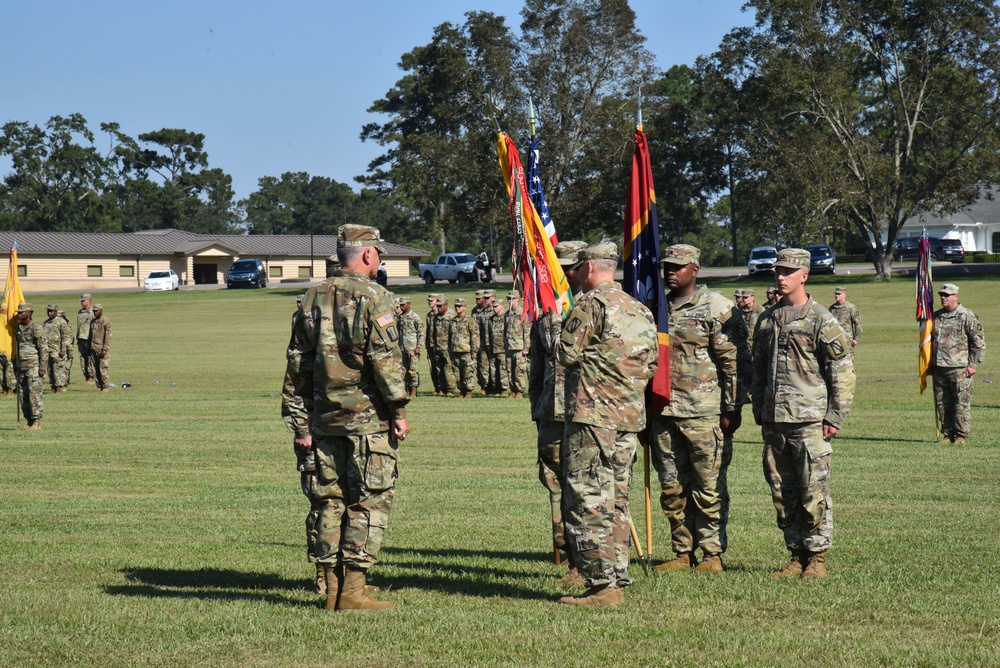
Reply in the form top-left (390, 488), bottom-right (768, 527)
top-left (144, 269), bottom-right (180, 291)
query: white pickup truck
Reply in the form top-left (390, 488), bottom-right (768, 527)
top-left (418, 253), bottom-right (482, 284)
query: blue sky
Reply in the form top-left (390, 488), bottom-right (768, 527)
top-left (1, 1), bottom-right (753, 203)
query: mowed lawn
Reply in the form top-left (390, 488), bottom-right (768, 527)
top-left (1, 272), bottom-right (997, 667)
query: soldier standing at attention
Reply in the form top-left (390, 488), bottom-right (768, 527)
top-left (765, 287), bottom-right (780, 308)
top-left (397, 297), bottom-right (423, 397)
top-left (529, 239), bottom-right (587, 584)
top-left (472, 290), bottom-right (489, 393)
top-left (76, 293), bottom-right (95, 384)
top-left (504, 291), bottom-right (531, 399)
top-left (734, 289), bottom-right (745, 311)
top-left (88, 304), bottom-right (113, 392)
top-left (931, 283), bottom-right (985, 445)
top-left (556, 242), bottom-right (658, 607)
top-left (651, 245), bottom-right (746, 574)
top-left (828, 287), bottom-right (863, 352)
top-left (431, 295), bottom-right (456, 395)
top-left (57, 310), bottom-right (73, 385)
top-left (741, 289), bottom-right (764, 349)
top-left (15, 303), bottom-right (49, 430)
top-left (448, 298), bottom-right (479, 398)
top-left (486, 298), bottom-right (509, 396)
top-left (424, 294), bottom-right (441, 394)
top-left (477, 290), bottom-right (497, 394)
top-left (284, 224), bottom-right (409, 611)
top-left (43, 305), bottom-right (73, 393)
top-left (752, 249), bottom-right (855, 579)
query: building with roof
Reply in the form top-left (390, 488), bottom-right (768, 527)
top-left (893, 190), bottom-right (1000, 252)
top-left (0, 229), bottom-right (429, 292)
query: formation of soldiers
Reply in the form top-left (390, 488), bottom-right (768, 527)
top-left (4, 294), bottom-right (114, 430)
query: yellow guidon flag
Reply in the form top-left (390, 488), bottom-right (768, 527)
top-left (1, 243), bottom-right (26, 363)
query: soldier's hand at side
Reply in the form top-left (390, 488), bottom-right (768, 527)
top-left (822, 422), bottom-right (839, 440)
top-left (392, 418), bottom-right (410, 441)
top-left (851, 340), bottom-right (858, 348)
top-left (38, 370), bottom-right (45, 378)
top-left (294, 435), bottom-right (312, 452)
top-left (967, 367), bottom-right (976, 378)
top-left (101, 350), bottom-right (108, 359)
top-left (58, 351), bottom-right (65, 358)
top-left (414, 348), bottom-right (420, 356)
top-left (720, 411), bottom-right (742, 436)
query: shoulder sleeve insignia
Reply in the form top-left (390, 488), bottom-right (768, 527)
top-left (376, 313), bottom-right (395, 328)
top-left (566, 317), bottom-right (582, 334)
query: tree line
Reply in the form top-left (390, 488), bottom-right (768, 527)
top-left (3, 0), bottom-right (999, 279)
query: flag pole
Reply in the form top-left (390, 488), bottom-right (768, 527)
top-left (636, 87), bottom-right (655, 570)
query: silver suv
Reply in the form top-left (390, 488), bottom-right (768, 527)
top-left (747, 246), bottom-right (778, 275)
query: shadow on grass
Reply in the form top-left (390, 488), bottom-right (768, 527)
top-left (104, 583), bottom-right (316, 608)
top-left (104, 567), bottom-right (315, 608)
top-left (382, 546), bottom-right (550, 562)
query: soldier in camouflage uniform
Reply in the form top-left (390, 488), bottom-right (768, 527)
top-left (828, 287), bottom-right (863, 353)
top-left (0, 300), bottom-right (15, 396)
top-left (283, 224), bottom-right (409, 611)
top-left (448, 298), bottom-right (479, 398)
top-left (397, 296), bottom-right (423, 397)
top-left (486, 299), bottom-right (509, 395)
top-left (424, 294), bottom-right (442, 393)
top-left (752, 248), bottom-right (855, 579)
top-left (58, 310), bottom-right (73, 385)
top-left (529, 240), bottom-right (586, 583)
top-left (76, 293), bottom-right (95, 384)
top-left (931, 283), bottom-right (986, 445)
top-left (733, 289), bottom-right (745, 310)
top-left (556, 243), bottom-right (658, 607)
top-left (43, 305), bottom-right (73, 393)
top-left (472, 290), bottom-right (489, 393)
top-left (325, 254), bottom-right (341, 279)
top-left (741, 289), bottom-right (765, 350)
top-left (88, 304), bottom-right (113, 392)
top-left (651, 245), bottom-right (747, 574)
top-left (14, 303), bottom-right (49, 430)
top-left (765, 287), bottom-right (780, 308)
top-left (430, 295), bottom-right (456, 395)
top-left (504, 291), bottom-right (531, 399)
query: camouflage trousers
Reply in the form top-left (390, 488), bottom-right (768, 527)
top-left (312, 432), bottom-right (399, 570)
top-left (762, 422), bottom-right (833, 554)
top-left (297, 449), bottom-right (322, 563)
top-left (450, 352), bottom-right (475, 394)
top-left (89, 351), bottom-right (110, 390)
top-left (562, 422), bottom-right (636, 588)
top-left (430, 349), bottom-right (455, 394)
top-left (48, 353), bottom-right (71, 389)
top-left (0, 353), bottom-right (15, 393)
top-left (77, 340), bottom-right (94, 381)
top-left (536, 419), bottom-right (570, 558)
top-left (506, 351), bottom-right (528, 395)
top-left (17, 368), bottom-right (44, 423)
top-left (649, 415), bottom-right (725, 556)
top-left (933, 367), bottom-right (974, 439)
top-left (487, 351), bottom-right (508, 394)
top-left (476, 349), bottom-right (489, 391)
top-left (401, 349), bottom-right (420, 390)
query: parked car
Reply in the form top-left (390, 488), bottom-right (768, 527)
top-left (419, 253), bottom-right (481, 284)
top-left (376, 262), bottom-right (388, 286)
top-left (806, 243), bottom-right (836, 274)
top-left (143, 269), bottom-right (180, 291)
top-left (226, 258), bottom-right (268, 289)
top-left (747, 246), bottom-right (778, 275)
top-left (893, 236), bottom-right (965, 263)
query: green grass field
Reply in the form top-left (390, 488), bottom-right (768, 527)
top-left (1, 274), bottom-right (997, 667)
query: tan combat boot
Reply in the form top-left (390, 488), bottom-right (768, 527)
top-left (322, 563), bottom-right (342, 610)
top-left (337, 567), bottom-right (394, 611)
top-left (771, 551), bottom-right (805, 578)
top-left (654, 553), bottom-right (693, 571)
top-left (555, 568), bottom-right (585, 587)
top-left (27, 420), bottom-right (42, 431)
top-left (801, 552), bottom-right (827, 578)
top-left (694, 554), bottom-right (723, 573)
top-left (952, 437), bottom-right (966, 445)
top-left (315, 563), bottom-right (328, 596)
top-left (559, 584), bottom-right (623, 607)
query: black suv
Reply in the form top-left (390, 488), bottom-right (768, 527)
top-left (893, 237), bottom-right (965, 263)
top-left (806, 244), bottom-right (836, 274)
top-left (226, 258), bottom-right (268, 288)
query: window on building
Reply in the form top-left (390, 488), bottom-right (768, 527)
top-left (298, 266), bottom-right (312, 278)
top-left (17, 265), bottom-right (27, 277)
top-left (119, 265), bottom-right (135, 277)
top-left (269, 265), bottom-right (283, 278)
top-left (87, 266), bottom-right (103, 277)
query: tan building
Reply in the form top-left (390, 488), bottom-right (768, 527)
top-left (0, 229), bottom-right (429, 292)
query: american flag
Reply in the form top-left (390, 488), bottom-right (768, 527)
top-left (527, 137), bottom-right (558, 245)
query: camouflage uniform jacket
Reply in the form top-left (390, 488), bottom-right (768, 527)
top-left (751, 296), bottom-right (855, 428)
top-left (16, 320), bottom-right (50, 370)
top-left (529, 311), bottom-right (568, 421)
top-left (282, 308), bottom-right (311, 437)
top-left (448, 313), bottom-right (479, 355)
top-left (486, 309), bottom-right (507, 354)
top-left (43, 316), bottom-right (73, 357)
top-left (398, 310), bottom-right (423, 353)
top-left (476, 304), bottom-right (493, 350)
top-left (504, 309), bottom-right (531, 354)
top-left (431, 309), bottom-right (454, 350)
top-left (424, 310), bottom-right (437, 351)
top-left (742, 303), bottom-right (765, 349)
top-left (662, 285), bottom-right (744, 418)
top-left (829, 301), bottom-right (863, 342)
top-left (284, 269), bottom-right (408, 437)
top-left (932, 304), bottom-right (985, 369)
top-left (89, 315), bottom-right (112, 354)
top-left (76, 307), bottom-right (93, 340)
top-left (557, 280), bottom-right (659, 432)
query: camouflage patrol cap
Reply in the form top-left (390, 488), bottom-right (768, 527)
top-left (296, 294), bottom-right (305, 302)
top-left (744, 288), bottom-right (755, 298)
top-left (774, 248), bottom-right (811, 270)
top-left (17, 302), bottom-right (33, 313)
top-left (485, 289), bottom-right (497, 298)
top-left (766, 287), bottom-right (778, 295)
top-left (734, 289), bottom-right (744, 299)
top-left (337, 224), bottom-right (385, 253)
top-left (661, 244), bottom-right (701, 267)
top-left (572, 242), bottom-right (618, 268)
top-left (554, 240), bottom-right (588, 265)
top-left (47, 303), bottom-right (58, 311)
top-left (92, 303), bottom-right (103, 310)
top-left (507, 290), bottom-right (520, 300)
top-left (834, 287), bottom-right (847, 295)
top-left (938, 283), bottom-right (959, 295)
top-left (474, 289), bottom-right (485, 299)
top-left (81, 293), bottom-right (91, 300)
top-left (455, 298), bottom-right (467, 307)
top-left (437, 294), bottom-right (449, 304)
top-left (58, 310), bottom-right (66, 317)
top-left (398, 296), bottom-right (411, 305)
top-left (427, 293), bottom-right (437, 302)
